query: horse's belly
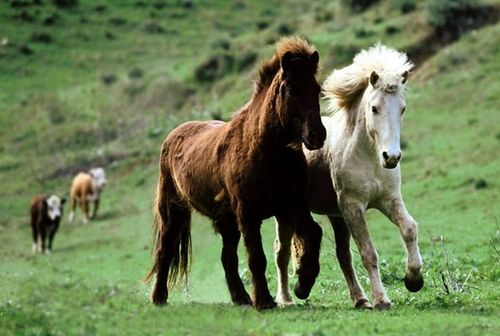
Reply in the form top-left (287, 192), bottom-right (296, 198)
top-left (308, 164), bottom-right (339, 215)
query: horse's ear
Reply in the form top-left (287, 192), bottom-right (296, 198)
top-left (281, 51), bottom-right (294, 73)
top-left (402, 70), bottom-right (409, 84)
top-left (369, 71), bottom-right (379, 86)
top-left (310, 51), bottom-right (319, 66)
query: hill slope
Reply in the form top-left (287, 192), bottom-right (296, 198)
top-left (0, 1), bottom-right (499, 335)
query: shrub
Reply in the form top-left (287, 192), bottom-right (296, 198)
top-left (52, 0), bottom-right (78, 9)
top-left (109, 17), bottom-right (127, 26)
top-left (153, 1), bottom-right (166, 10)
top-left (43, 13), bottom-right (59, 26)
top-left (128, 67), bottom-right (144, 79)
top-left (428, 0), bottom-right (493, 40)
top-left (93, 4), bottom-right (107, 12)
top-left (101, 74), bottom-right (117, 86)
top-left (30, 32), bottom-right (53, 44)
top-left (342, 0), bottom-right (379, 12)
top-left (13, 10), bottom-right (36, 22)
top-left (392, 0), bottom-right (416, 14)
top-left (256, 20), bottom-right (269, 30)
top-left (18, 44), bottom-right (34, 55)
top-left (236, 51), bottom-right (258, 71)
top-left (275, 23), bottom-right (294, 36)
top-left (195, 54), bottom-right (234, 83)
top-left (143, 21), bottom-right (165, 34)
top-left (354, 27), bottom-right (375, 38)
top-left (210, 37), bottom-right (231, 50)
top-left (385, 25), bottom-right (400, 35)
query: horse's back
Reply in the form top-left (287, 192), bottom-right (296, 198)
top-left (161, 120), bottom-right (227, 217)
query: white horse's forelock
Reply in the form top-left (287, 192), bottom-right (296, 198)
top-left (323, 43), bottom-right (414, 112)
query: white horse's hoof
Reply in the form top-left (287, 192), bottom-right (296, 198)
top-left (276, 293), bottom-right (295, 307)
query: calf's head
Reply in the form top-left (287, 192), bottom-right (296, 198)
top-left (45, 195), bottom-right (66, 221)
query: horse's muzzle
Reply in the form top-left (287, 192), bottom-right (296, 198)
top-left (302, 125), bottom-right (326, 150)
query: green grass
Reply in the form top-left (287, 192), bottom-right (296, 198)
top-left (1, 0), bottom-right (499, 335)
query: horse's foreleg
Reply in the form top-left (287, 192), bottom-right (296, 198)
top-left (273, 217), bottom-right (294, 306)
top-left (380, 198), bottom-right (423, 293)
top-left (339, 197), bottom-right (390, 309)
top-left (241, 219), bottom-right (276, 310)
top-left (292, 213), bottom-right (322, 301)
top-left (328, 215), bottom-right (371, 309)
top-left (216, 217), bottom-right (251, 306)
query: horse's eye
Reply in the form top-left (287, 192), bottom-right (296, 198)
top-left (401, 106), bottom-right (406, 114)
top-left (371, 106), bottom-right (378, 114)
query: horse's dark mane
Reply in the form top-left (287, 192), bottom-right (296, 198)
top-left (254, 37), bottom-right (317, 93)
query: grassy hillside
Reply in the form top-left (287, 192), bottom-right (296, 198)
top-left (1, 0), bottom-right (499, 335)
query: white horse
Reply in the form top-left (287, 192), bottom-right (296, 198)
top-left (274, 44), bottom-right (423, 309)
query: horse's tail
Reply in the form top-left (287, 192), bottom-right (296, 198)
top-left (145, 166), bottom-right (192, 304)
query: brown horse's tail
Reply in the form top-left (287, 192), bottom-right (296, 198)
top-left (145, 169), bottom-right (192, 304)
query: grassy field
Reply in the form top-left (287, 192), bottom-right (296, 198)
top-left (1, 0), bottom-right (499, 335)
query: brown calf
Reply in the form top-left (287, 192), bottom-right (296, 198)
top-left (68, 167), bottom-right (106, 224)
top-left (30, 194), bottom-right (65, 253)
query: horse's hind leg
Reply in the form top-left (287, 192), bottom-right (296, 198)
top-left (328, 215), bottom-right (371, 309)
top-left (274, 217), bottom-right (294, 306)
top-left (151, 174), bottom-right (191, 306)
top-left (379, 198), bottom-right (423, 292)
top-left (215, 216), bottom-right (251, 306)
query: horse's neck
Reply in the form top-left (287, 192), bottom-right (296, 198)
top-left (336, 105), bottom-right (377, 160)
top-left (241, 87), bottom-right (295, 150)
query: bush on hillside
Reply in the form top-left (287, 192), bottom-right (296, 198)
top-left (393, 0), bottom-right (417, 14)
top-left (428, 0), bottom-right (494, 40)
top-left (53, 0), bottom-right (78, 9)
top-left (210, 37), bottom-right (231, 50)
top-left (236, 51), bottom-right (258, 71)
top-left (342, 0), bottom-right (379, 12)
top-left (195, 53), bottom-right (235, 83)
top-left (30, 32), bottom-right (53, 44)
top-left (144, 21), bottom-right (165, 34)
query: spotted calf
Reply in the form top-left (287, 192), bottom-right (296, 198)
top-left (30, 194), bottom-right (65, 254)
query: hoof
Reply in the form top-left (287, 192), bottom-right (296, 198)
top-left (151, 288), bottom-right (168, 306)
top-left (374, 301), bottom-right (391, 310)
top-left (354, 298), bottom-right (372, 309)
top-left (294, 282), bottom-right (311, 300)
top-left (404, 275), bottom-right (424, 292)
top-left (276, 297), bottom-right (295, 307)
top-left (233, 293), bottom-right (252, 306)
top-left (254, 299), bottom-right (277, 311)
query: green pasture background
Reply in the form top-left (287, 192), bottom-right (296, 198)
top-left (0, 0), bottom-right (499, 335)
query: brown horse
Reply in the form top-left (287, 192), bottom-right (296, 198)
top-left (146, 37), bottom-right (326, 310)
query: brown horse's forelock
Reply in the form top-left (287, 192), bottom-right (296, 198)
top-left (255, 37), bottom-right (318, 94)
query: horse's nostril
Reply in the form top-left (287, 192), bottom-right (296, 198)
top-left (382, 152), bottom-right (389, 160)
top-left (397, 153), bottom-right (402, 161)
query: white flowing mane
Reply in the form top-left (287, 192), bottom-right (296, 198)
top-left (323, 44), bottom-right (414, 112)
